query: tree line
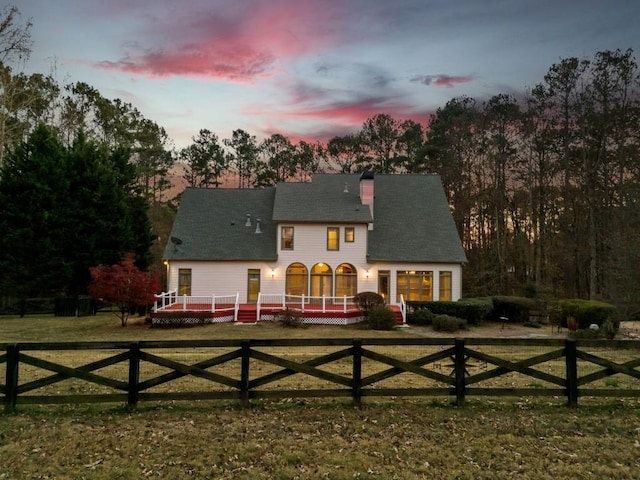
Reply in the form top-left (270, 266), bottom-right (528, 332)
top-left (1, 6), bottom-right (639, 310)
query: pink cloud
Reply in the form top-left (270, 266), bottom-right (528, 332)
top-left (96, 0), bottom-right (345, 81)
top-left (99, 47), bottom-right (274, 81)
top-left (410, 74), bottom-right (474, 88)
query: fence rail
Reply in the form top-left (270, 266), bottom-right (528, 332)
top-left (2, 338), bottom-right (640, 411)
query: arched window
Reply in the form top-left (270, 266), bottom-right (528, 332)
top-left (310, 263), bottom-right (333, 297)
top-left (335, 263), bottom-right (357, 298)
top-left (285, 263), bottom-right (308, 297)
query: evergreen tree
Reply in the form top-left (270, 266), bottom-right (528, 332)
top-left (0, 124), bottom-right (154, 297)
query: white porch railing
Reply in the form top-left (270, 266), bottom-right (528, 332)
top-left (257, 293), bottom-right (358, 320)
top-left (154, 291), bottom-right (240, 316)
top-left (400, 294), bottom-right (407, 324)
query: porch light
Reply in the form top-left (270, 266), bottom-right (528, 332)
top-left (271, 269), bottom-right (276, 278)
top-left (365, 270), bottom-right (370, 278)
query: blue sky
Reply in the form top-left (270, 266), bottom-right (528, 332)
top-left (18, 0), bottom-right (640, 148)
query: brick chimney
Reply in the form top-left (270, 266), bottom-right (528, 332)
top-left (359, 170), bottom-right (374, 218)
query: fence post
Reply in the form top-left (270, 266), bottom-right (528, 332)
top-left (240, 340), bottom-right (251, 408)
top-left (127, 342), bottom-right (140, 409)
top-left (454, 338), bottom-right (466, 406)
top-left (4, 344), bottom-right (19, 413)
top-left (565, 338), bottom-right (578, 407)
top-left (352, 339), bottom-right (362, 407)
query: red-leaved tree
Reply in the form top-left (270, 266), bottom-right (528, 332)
top-left (88, 253), bottom-right (160, 326)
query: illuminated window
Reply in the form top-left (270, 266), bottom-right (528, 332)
top-left (285, 263), bottom-right (308, 296)
top-left (311, 263), bottom-right (333, 297)
top-left (439, 271), bottom-right (452, 301)
top-left (396, 271), bottom-right (432, 302)
top-left (327, 227), bottom-right (339, 251)
top-left (281, 226), bottom-right (294, 250)
top-left (345, 227), bottom-right (355, 243)
top-left (335, 263), bottom-right (357, 297)
top-left (178, 269), bottom-right (192, 296)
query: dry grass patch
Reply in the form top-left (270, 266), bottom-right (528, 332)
top-left (1, 399), bottom-right (639, 479)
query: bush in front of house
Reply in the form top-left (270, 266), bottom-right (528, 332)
top-left (407, 308), bottom-right (435, 326)
top-left (366, 305), bottom-right (397, 330)
top-left (278, 308), bottom-right (304, 328)
top-left (407, 298), bottom-right (492, 325)
top-left (354, 291), bottom-right (385, 313)
top-left (489, 296), bottom-right (538, 324)
top-left (553, 298), bottom-right (617, 329)
top-left (432, 314), bottom-right (467, 333)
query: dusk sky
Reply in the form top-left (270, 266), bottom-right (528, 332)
top-left (18, 0), bottom-right (640, 149)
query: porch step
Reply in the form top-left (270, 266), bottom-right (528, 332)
top-left (389, 305), bottom-right (404, 325)
top-left (237, 306), bottom-right (257, 323)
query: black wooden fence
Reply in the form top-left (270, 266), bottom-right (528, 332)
top-left (2, 338), bottom-right (640, 412)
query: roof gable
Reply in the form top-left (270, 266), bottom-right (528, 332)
top-left (366, 174), bottom-right (467, 263)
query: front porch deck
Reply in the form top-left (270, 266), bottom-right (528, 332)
top-left (152, 292), bottom-right (405, 326)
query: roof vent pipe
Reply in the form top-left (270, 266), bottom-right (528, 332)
top-left (255, 218), bottom-right (262, 234)
top-left (343, 182), bottom-right (349, 193)
top-left (245, 214), bottom-right (251, 227)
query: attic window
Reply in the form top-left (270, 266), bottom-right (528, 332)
top-left (281, 226), bottom-right (294, 250)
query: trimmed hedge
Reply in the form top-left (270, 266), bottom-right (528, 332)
top-left (432, 314), bottom-right (467, 332)
top-left (407, 298), bottom-right (492, 326)
top-left (407, 308), bottom-right (435, 326)
top-left (489, 296), bottom-right (538, 323)
top-left (552, 299), bottom-right (617, 330)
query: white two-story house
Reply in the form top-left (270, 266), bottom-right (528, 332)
top-left (162, 172), bottom-right (466, 319)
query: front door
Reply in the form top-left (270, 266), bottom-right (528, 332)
top-left (247, 269), bottom-right (260, 303)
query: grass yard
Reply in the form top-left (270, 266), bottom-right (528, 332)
top-left (1, 400), bottom-right (639, 479)
top-left (1, 314), bottom-right (640, 478)
top-left (0, 312), bottom-right (407, 343)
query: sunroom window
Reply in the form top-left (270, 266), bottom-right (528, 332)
top-left (396, 270), bottom-right (432, 302)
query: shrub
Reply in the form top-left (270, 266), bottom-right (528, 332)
top-left (407, 298), bottom-right (492, 326)
top-left (432, 314), bottom-right (467, 333)
top-left (602, 317), bottom-right (619, 339)
top-left (408, 308), bottom-right (434, 326)
top-left (554, 299), bottom-right (617, 329)
top-left (569, 327), bottom-right (603, 339)
top-left (354, 291), bottom-right (385, 313)
top-left (366, 305), bottom-right (397, 330)
top-left (278, 308), bottom-right (303, 328)
top-left (490, 296), bottom-right (537, 324)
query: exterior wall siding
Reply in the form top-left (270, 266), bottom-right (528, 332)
top-left (276, 223), bottom-right (369, 268)
top-left (166, 259), bottom-right (462, 305)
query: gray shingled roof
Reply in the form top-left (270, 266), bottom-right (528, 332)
top-left (272, 174), bottom-right (372, 223)
top-left (163, 187), bottom-right (277, 261)
top-left (164, 174), bottom-right (467, 264)
top-left (365, 174), bottom-right (467, 263)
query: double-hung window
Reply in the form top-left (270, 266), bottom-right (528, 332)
top-left (439, 271), bottom-right (452, 301)
top-left (345, 227), bottom-right (355, 243)
top-left (327, 227), bottom-right (339, 251)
